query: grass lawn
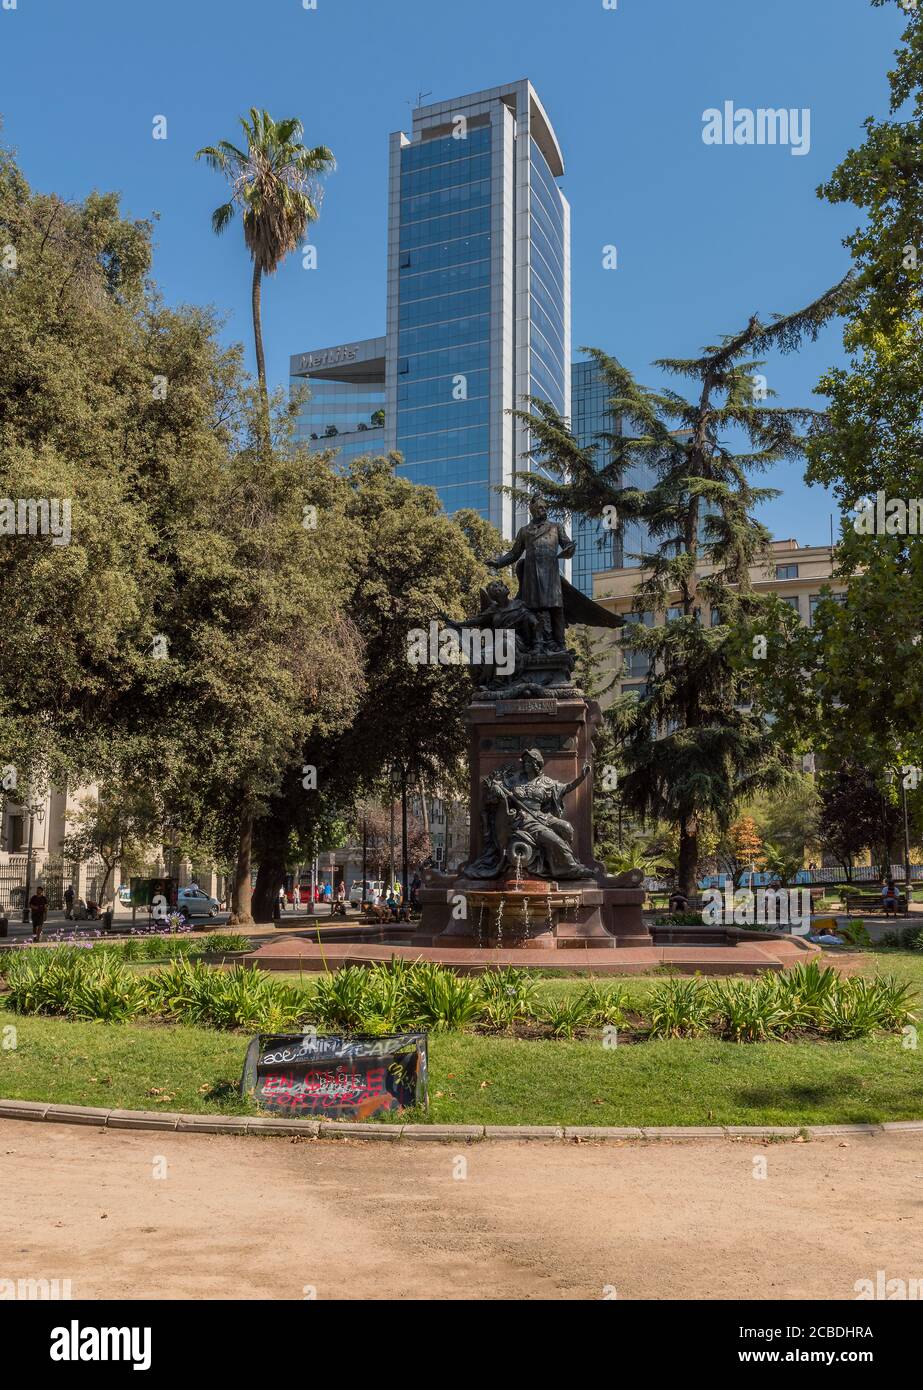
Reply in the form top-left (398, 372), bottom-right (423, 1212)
top-left (1, 948), bottom-right (922, 1127)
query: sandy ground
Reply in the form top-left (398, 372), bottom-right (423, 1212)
top-left (1, 1120), bottom-right (921, 1300)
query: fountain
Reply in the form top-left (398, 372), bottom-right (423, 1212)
top-left (413, 498), bottom-right (650, 951)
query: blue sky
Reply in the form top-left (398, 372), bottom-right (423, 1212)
top-left (0, 0), bottom-right (906, 544)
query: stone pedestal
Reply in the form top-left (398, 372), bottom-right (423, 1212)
top-left (417, 696), bottom-right (651, 949)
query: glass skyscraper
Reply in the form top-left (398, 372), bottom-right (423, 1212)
top-left (290, 83), bottom-right (570, 537)
top-left (570, 357), bottom-right (657, 595)
top-left (384, 81), bottom-right (571, 533)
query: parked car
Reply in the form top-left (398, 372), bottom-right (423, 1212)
top-left (176, 886), bottom-right (220, 918)
top-left (349, 879), bottom-right (383, 908)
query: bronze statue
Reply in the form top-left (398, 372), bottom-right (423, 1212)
top-left (487, 498), bottom-right (624, 652)
top-left (463, 748), bottom-right (593, 881)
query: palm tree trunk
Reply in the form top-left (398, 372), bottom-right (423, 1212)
top-left (229, 799), bottom-right (254, 925)
top-left (251, 259), bottom-right (270, 451)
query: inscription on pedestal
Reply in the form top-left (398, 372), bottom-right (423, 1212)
top-left (497, 699), bottom-right (557, 716)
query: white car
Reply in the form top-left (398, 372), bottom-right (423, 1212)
top-left (176, 887), bottom-right (220, 918)
top-left (349, 880), bottom-right (383, 908)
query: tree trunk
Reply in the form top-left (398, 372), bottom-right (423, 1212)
top-left (252, 852), bottom-right (286, 925)
top-left (678, 817), bottom-right (699, 898)
top-left (400, 767), bottom-right (409, 904)
top-left (251, 259), bottom-right (270, 452)
top-left (229, 800), bottom-right (254, 925)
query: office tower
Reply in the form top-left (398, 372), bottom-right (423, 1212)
top-left (289, 337), bottom-right (386, 464)
top-left (384, 81), bottom-right (571, 531)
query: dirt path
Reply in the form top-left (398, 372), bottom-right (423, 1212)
top-left (2, 1120), bottom-right (921, 1300)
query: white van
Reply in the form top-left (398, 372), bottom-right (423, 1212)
top-left (349, 880), bottom-right (384, 908)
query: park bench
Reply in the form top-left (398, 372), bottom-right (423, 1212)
top-left (845, 893), bottom-right (907, 917)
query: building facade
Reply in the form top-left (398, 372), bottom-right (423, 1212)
top-left (291, 82), bottom-right (571, 534)
top-left (289, 337), bottom-right (386, 465)
top-left (594, 539), bottom-right (846, 698)
top-left (385, 80), bottom-right (571, 530)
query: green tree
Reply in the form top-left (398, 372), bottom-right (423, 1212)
top-left (248, 460), bottom-right (493, 919)
top-left (514, 282), bottom-right (849, 893)
top-left (0, 145), bottom-right (363, 926)
top-left (792, 2), bottom-right (923, 881)
top-left (195, 109), bottom-right (335, 448)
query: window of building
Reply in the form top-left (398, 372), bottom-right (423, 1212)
top-left (781, 595), bottom-right (800, 617)
top-left (809, 591), bottom-right (846, 625)
top-left (775, 563), bottom-right (799, 580)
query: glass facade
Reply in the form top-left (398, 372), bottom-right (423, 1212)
top-left (394, 126), bottom-right (493, 514)
top-left (387, 83), bottom-right (570, 527)
top-left (289, 339), bottom-right (387, 467)
top-left (529, 140), bottom-right (567, 418)
top-left (571, 360), bottom-right (618, 595)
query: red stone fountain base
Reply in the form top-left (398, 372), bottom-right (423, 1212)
top-left (417, 873), bottom-right (649, 950)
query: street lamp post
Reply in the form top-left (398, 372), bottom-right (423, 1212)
top-left (901, 775), bottom-right (912, 898)
top-left (21, 795), bottom-right (46, 924)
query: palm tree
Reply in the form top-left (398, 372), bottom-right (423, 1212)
top-left (195, 110), bottom-right (333, 924)
top-left (195, 109), bottom-right (334, 449)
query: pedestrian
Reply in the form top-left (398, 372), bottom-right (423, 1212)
top-left (29, 885), bottom-right (48, 941)
top-left (278, 886), bottom-right (286, 915)
top-left (63, 884), bottom-right (75, 920)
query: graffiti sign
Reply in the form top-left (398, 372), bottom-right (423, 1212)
top-left (240, 1032), bottom-right (428, 1119)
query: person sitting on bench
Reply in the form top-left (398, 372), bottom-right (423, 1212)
top-left (882, 878), bottom-right (901, 916)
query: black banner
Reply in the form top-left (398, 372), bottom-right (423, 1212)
top-left (240, 1031), bottom-right (428, 1118)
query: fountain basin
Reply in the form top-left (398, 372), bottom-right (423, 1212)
top-left (439, 877), bottom-right (584, 949)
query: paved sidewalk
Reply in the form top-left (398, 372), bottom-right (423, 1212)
top-left (2, 1118), bottom-right (919, 1300)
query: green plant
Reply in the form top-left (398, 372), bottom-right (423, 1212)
top-left (143, 959), bottom-right (303, 1031)
top-left (478, 967), bottom-right (539, 1029)
top-left (403, 963), bottom-right (484, 1032)
top-left (817, 982), bottom-right (887, 1040)
top-left (708, 978), bottom-right (791, 1043)
top-left (538, 992), bottom-right (597, 1038)
top-left (202, 933), bottom-right (251, 955)
top-left (646, 978), bottom-right (713, 1038)
top-left (861, 975), bottom-right (917, 1031)
top-left (839, 921), bottom-right (872, 948)
top-left (577, 980), bottom-right (627, 1027)
top-left (4, 947), bottom-right (146, 1023)
top-left (307, 967), bottom-right (377, 1031)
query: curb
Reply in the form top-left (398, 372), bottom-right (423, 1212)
top-left (0, 1099), bottom-right (921, 1142)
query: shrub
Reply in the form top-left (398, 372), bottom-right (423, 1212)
top-left (817, 981), bottom-right (887, 1040)
top-left (202, 933), bottom-right (251, 955)
top-left (144, 959), bottom-right (303, 1031)
top-left (478, 967), bottom-right (539, 1029)
top-left (306, 967), bottom-right (378, 1032)
top-left (403, 963), bottom-right (484, 1031)
top-left (5, 947), bottom-right (146, 1022)
top-left (839, 922), bottom-right (872, 948)
top-left (646, 978), bottom-right (713, 1038)
top-left (708, 978), bottom-right (792, 1043)
top-left (772, 960), bottom-right (840, 1029)
top-left (577, 980), bottom-right (627, 1027)
top-left (538, 991), bottom-right (597, 1038)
